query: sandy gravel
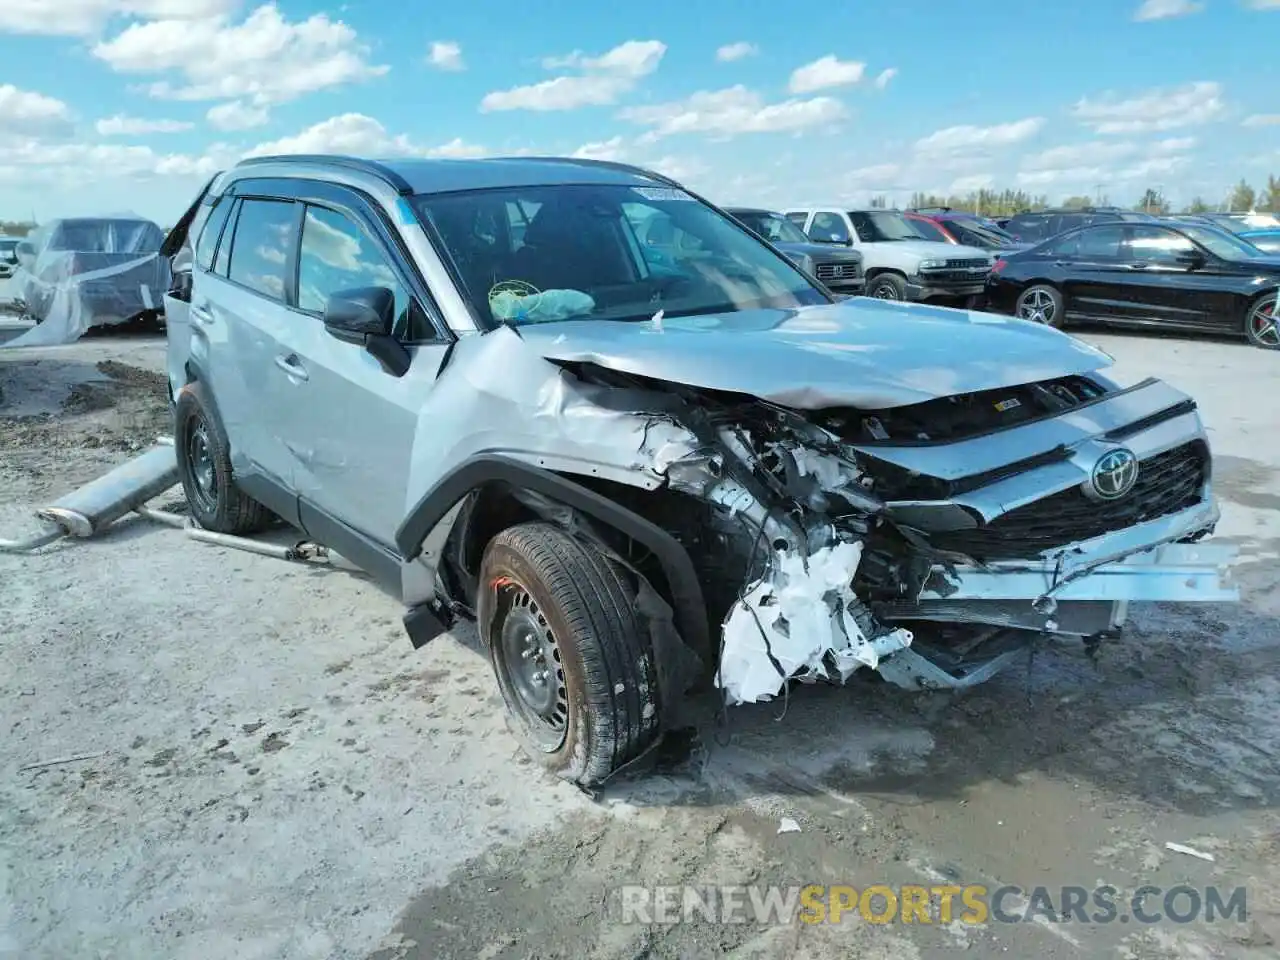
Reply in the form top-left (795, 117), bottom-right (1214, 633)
top-left (2, 327), bottom-right (1278, 960)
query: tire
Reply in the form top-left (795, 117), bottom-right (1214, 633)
top-left (867, 273), bottom-right (906, 301)
top-left (173, 381), bottom-right (272, 534)
top-left (478, 521), bottom-right (660, 786)
top-left (1244, 292), bottom-right (1279, 350)
top-left (1015, 283), bottom-right (1065, 328)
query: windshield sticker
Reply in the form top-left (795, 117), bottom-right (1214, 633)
top-left (632, 187), bottom-right (694, 202)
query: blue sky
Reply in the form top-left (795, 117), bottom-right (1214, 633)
top-left (1, 0), bottom-right (1278, 224)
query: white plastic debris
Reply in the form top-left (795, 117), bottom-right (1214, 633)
top-left (649, 309), bottom-right (664, 331)
top-left (1164, 842), bottom-right (1215, 862)
top-left (716, 540), bottom-right (914, 704)
top-left (778, 817), bottom-right (802, 834)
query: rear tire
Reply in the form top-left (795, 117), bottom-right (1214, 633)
top-left (478, 521), bottom-right (660, 786)
top-left (1015, 283), bottom-right (1065, 328)
top-left (173, 381), bottom-right (272, 534)
top-left (867, 273), bottom-right (906, 300)
top-left (1244, 292), bottom-right (1279, 350)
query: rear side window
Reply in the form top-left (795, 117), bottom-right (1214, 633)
top-left (1008, 214), bottom-right (1049, 242)
top-left (195, 197), bottom-right (233, 272)
top-left (1049, 225), bottom-right (1124, 259)
top-left (227, 198), bottom-right (296, 301)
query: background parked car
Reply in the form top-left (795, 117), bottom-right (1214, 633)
top-left (784, 207), bottom-right (993, 302)
top-left (1003, 206), bottom-right (1154, 244)
top-left (986, 218), bottom-right (1280, 349)
top-left (15, 216), bottom-right (169, 332)
top-left (0, 236), bottom-right (18, 279)
top-left (724, 207), bottom-right (864, 295)
top-left (905, 211), bottom-right (1030, 253)
top-left (1167, 214), bottom-right (1280, 254)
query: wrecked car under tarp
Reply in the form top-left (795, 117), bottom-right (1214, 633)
top-left (3, 216), bottom-right (168, 348)
top-left (391, 301), bottom-right (1237, 709)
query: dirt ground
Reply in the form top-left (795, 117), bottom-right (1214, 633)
top-left (2, 329), bottom-right (1278, 960)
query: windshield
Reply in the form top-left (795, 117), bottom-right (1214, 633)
top-left (1180, 224), bottom-right (1268, 260)
top-left (950, 221), bottom-right (1018, 248)
top-left (47, 219), bottom-right (162, 253)
top-left (732, 211), bottom-right (811, 245)
top-left (413, 184), bottom-right (829, 327)
top-left (847, 211), bottom-right (932, 242)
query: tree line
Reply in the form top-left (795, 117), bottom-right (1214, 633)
top-left (883, 175), bottom-right (1280, 218)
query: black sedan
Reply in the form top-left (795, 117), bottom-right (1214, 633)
top-left (985, 219), bottom-right (1280, 350)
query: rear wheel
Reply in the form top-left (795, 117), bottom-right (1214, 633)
top-left (867, 273), bottom-right (906, 300)
top-left (1015, 284), bottom-right (1065, 328)
top-left (478, 522), bottom-right (660, 786)
top-left (173, 381), bottom-right (272, 534)
top-left (1245, 293), bottom-right (1279, 350)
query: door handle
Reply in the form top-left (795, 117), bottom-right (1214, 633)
top-left (274, 354), bottom-right (309, 381)
top-left (1127, 262), bottom-right (1148, 270)
top-left (189, 304), bottom-right (213, 326)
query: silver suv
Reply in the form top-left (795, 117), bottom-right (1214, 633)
top-left (162, 155), bottom-right (1236, 786)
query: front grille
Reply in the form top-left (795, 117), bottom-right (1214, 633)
top-left (945, 257), bottom-right (990, 269)
top-left (815, 261), bottom-right (861, 281)
top-left (930, 441), bottom-right (1208, 560)
top-left (919, 270), bottom-right (987, 283)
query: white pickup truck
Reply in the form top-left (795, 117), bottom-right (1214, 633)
top-left (784, 208), bottom-right (994, 303)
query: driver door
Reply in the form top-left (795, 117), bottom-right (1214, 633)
top-left (264, 186), bottom-right (454, 550)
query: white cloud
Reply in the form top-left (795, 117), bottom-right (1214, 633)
top-left (873, 68), bottom-right (898, 90)
top-left (206, 100), bottom-right (269, 131)
top-left (844, 163), bottom-right (901, 189)
top-left (1133, 0), bottom-right (1204, 20)
top-left (914, 117), bottom-right (1046, 155)
top-left (427, 40), bottom-right (464, 71)
top-left (1245, 0), bottom-right (1280, 8)
top-left (788, 55), bottom-right (865, 94)
top-left (571, 136), bottom-right (628, 161)
top-left (1243, 113), bottom-right (1280, 126)
top-left (715, 41), bottom-right (757, 62)
top-left (427, 137), bottom-right (487, 159)
top-left (1020, 140), bottom-right (1139, 171)
top-left (96, 113), bottom-right (193, 135)
top-left (0, 0), bottom-right (234, 36)
top-left (244, 113), bottom-right (484, 160)
top-left (619, 85), bottom-right (845, 140)
top-left (0, 137), bottom-right (225, 183)
top-left (949, 173), bottom-right (996, 193)
top-left (645, 155), bottom-right (710, 185)
top-left (1072, 81), bottom-right (1224, 134)
top-left (483, 40), bottom-right (666, 112)
top-left (0, 84), bottom-right (75, 138)
top-left (92, 3), bottom-right (388, 106)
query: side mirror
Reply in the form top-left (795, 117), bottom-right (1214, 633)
top-left (1175, 249), bottom-right (1206, 269)
top-left (323, 286), bottom-right (410, 378)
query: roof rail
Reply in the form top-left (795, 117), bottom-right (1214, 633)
top-left (234, 154), bottom-right (415, 195)
top-left (498, 155), bottom-right (682, 187)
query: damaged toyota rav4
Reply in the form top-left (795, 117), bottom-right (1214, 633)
top-left (162, 155), bottom-right (1237, 786)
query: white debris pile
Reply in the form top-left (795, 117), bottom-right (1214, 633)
top-left (716, 539), bottom-right (914, 704)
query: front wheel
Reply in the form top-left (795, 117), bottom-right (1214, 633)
top-left (1015, 284), bottom-right (1065, 328)
top-left (478, 522), bottom-right (660, 786)
top-left (1245, 293), bottom-right (1279, 350)
top-left (867, 273), bottom-right (906, 300)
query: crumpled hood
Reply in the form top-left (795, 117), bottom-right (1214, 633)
top-left (514, 298), bottom-right (1115, 410)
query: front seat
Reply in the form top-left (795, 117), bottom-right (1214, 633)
top-left (512, 201), bottom-right (633, 291)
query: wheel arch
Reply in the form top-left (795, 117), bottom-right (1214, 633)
top-left (396, 454), bottom-right (712, 668)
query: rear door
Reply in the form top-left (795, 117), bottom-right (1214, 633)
top-left (1042, 223), bottom-right (1130, 321)
top-left (268, 181), bottom-right (455, 548)
top-left (193, 191), bottom-right (304, 514)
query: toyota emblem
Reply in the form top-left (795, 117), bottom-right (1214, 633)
top-left (1090, 448), bottom-right (1140, 500)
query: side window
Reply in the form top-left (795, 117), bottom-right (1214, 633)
top-left (785, 211), bottom-right (809, 227)
top-left (1008, 215), bottom-right (1045, 242)
top-left (808, 212), bottom-right (849, 243)
top-left (1124, 225), bottom-right (1196, 264)
top-left (226, 198), bottom-right (296, 300)
top-left (296, 205), bottom-right (433, 342)
top-left (195, 196), bottom-right (233, 272)
top-left (212, 199), bottom-right (238, 277)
